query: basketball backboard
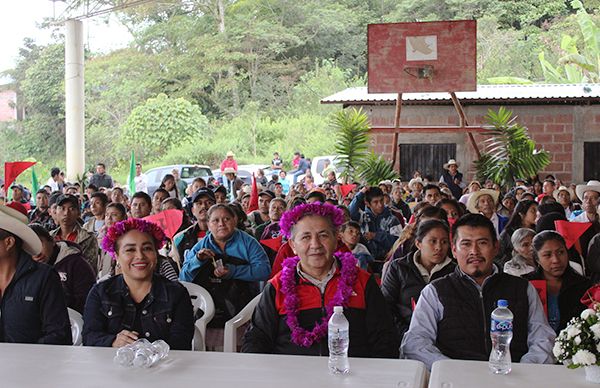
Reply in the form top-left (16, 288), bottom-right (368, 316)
top-left (368, 20), bottom-right (477, 93)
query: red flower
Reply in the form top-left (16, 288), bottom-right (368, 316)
top-left (580, 284), bottom-right (600, 308)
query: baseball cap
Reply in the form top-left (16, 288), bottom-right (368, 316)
top-left (192, 187), bottom-right (216, 203)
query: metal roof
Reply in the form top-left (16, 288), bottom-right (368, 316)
top-left (321, 84), bottom-right (600, 105)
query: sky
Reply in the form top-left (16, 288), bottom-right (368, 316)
top-left (0, 0), bottom-right (132, 78)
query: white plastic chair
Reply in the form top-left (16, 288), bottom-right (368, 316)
top-left (179, 281), bottom-right (215, 351)
top-left (223, 293), bottom-right (261, 352)
top-left (67, 308), bottom-right (83, 346)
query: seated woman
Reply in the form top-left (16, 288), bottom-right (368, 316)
top-left (82, 219), bottom-right (194, 350)
top-left (242, 202), bottom-right (398, 358)
top-left (525, 231), bottom-right (591, 334)
top-left (503, 228), bottom-right (536, 277)
top-left (179, 204), bottom-right (271, 331)
top-left (497, 200), bottom-right (537, 267)
top-left (381, 219), bottom-right (455, 342)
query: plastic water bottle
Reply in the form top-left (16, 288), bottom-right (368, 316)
top-left (489, 299), bottom-right (513, 374)
top-left (328, 306), bottom-right (350, 375)
top-left (114, 339), bottom-right (170, 368)
top-left (114, 345), bottom-right (135, 367)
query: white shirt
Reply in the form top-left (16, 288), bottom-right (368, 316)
top-left (489, 212), bottom-right (501, 239)
top-left (46, 177), bottom-right (59, 192)
top-left (134, 174), bottom-right (148, 193)
top-left (572, 211), bottom-right (595, 223)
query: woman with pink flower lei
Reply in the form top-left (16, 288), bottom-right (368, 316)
top-left (82, 218), bottom-right (195, 350)
top-left (242, 202), bottom-right (398, 357)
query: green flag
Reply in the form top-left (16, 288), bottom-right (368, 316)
top-left (127, 151), bottom-right (136, 195)
top-left (31, 166), bottom-right (39, 205)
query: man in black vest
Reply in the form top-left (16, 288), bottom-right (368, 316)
top-left (401, 213), bottom-right (555, 369)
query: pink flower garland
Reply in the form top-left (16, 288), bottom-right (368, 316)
top-left (101, 218), bottom-right (166, 258)
top-left (279, 202), bottom-right (345, 239)
top-left (280, 251), bottom-right (358, 348)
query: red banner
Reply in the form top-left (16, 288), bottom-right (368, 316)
top-left (554, 220), bottom-right (592, 249)
top-left (339, 184), bottom-right (356, 198)
top-left (260, 235), bottom-right (283, 252)
top-left (4, 161), bottom-right (36, 196)
top-left (143, 209), bottom-right (183, 239)
top-left (247, 173), bottom-right (259, 214)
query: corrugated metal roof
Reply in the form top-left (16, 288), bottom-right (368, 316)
top-left (320, 84), bottom-right (600, 105)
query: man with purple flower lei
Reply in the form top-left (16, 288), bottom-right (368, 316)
top-left (242, 202), bottom-right (398, 357)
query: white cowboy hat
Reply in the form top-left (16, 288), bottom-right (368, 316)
top-left (553, 186), bottom-right (575, 201)
top-left (576, 180), bottom-right (600, 201)
top-left (443, 159), bottom-right (460, 170)
top-left (467, 189), bottom-right (500, 214)
top-left (0, 205), bottom-right (42, 256)
top-left (408, 177), bottom-right (424, 190)
top-left (222, 167), bottom-right (237, 175)
top-left (226, 151), bottom-right (235, 157)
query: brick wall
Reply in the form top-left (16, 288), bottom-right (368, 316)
top-left (359, 103), bottom-right (600, 184)
top-left (0, 90), bottom-right (16, 122)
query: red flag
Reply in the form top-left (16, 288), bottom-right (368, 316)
top-left (554, 220), bottom-right (592, 250)
top-left (260, 235), bottom-right (283, 252)
top-left (143, 209), bottom-right (184, 239)
top-left (530, 280), bottom-right (548, 316)
top-left (4, 161), bottom-right (36, 196)
top-left (247, 173), bottom-right (259, 214)
top-left (339, 184), bottom-right (356, 198)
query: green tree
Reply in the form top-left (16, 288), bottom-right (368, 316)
top-left (475, 107), bottom-right (550, 187)
top-left (121, 93), bottom-right (210, 161)
top-left (333, 108), bottom-right (370, 183)
top-left (357, 152), bottom-right (399, 186)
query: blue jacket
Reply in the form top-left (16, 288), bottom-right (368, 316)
top-left (349, 192), bottom-right (401, 260)
top-left (82, 274), bottom-right (194, 350)
top-left (0, 253), bottom-right (72, 345)
top-left (179, 229), bottom-right (271, 283)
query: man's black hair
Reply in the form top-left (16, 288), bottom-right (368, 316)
top-left (423, 183), bottom-right (441, 194)
top-left (131, 191), bottom-right (152, 207)
top-left (91, 192), bottom-right (109, 206)
top-left (97, 163), bottom-right (106, 169)
top-left (50, 167), bottom-right (60, 177)
top-left (365, 186), bottom-right (384, 203)
top-left (451, 213), bottom-right (497, 245)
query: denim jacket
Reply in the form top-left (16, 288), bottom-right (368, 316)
top-left (82, 274), bottom-right (194, 350)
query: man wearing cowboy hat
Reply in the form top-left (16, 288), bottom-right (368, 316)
top-left (554, 185), bottom-right (575, 219)
top-left (466, 188), bottom-right (508, 238)
top-left (440, 159), bottom-right (465, 200)
top-left (220, 167), bottom-right (243, 202)
top-left (220, 151), bottom-right (238, 173)
top-left (0, 205), bottom-right (72, 344)
top-left (572, 180), bottom-right (600, 264)
top-left (407, 177), bottom-right (424, 203)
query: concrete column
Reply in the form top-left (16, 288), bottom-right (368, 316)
top-left (65, 19), bottom-right (85, 182)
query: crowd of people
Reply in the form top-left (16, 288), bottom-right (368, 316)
top-left (1, 153), bottom-right (599, 369)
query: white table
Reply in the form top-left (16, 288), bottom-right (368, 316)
top-left (429, 359), bottom-right (589, 388)
top-left (0, 343), bottom-right (427, 388)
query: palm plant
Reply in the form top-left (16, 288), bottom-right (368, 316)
top-left (475, 107), bottom-right (550, 187)
top-left (333, 108), bottom-right (370, 183)
top-left (357, 151), bottom-right (399, 186)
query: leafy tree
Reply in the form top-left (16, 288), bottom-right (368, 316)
top-left (121, 93), bottom-right (209, 161)
top-left (333, 108), bottom-right (370, 183)
top-left (475, 107), bottom-right (550, 187)
top-left (358, 152), bottom-right (399, 186)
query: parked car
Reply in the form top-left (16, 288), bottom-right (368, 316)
top-left (294, 155), bottom-right (343, 185)
top-left (212, 164), bottom-right (272, 186)
top-left (145, 164), bottom-right (212, 197)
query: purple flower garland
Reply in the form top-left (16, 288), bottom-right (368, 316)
top-left (279, 202), bottom-right (345, 239)
top-left (280, 251), bottom-right (358, 348)
top-left (101, 218), bottom-right (166, 258)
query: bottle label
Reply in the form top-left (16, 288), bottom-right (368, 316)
top-left (491, 319), bottom-right (512, 332)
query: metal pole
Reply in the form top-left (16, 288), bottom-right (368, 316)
top-left (65, 19), bottom-right (85, 182)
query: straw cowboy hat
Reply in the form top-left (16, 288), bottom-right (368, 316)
top-left (443, 159), bottom-right (460, 170)
top-left (222, 167), bottom-right (237, 175)
top-left (576, 180), bottom-right (600, 201)
top-left (226, 151), bottom-right (235, 157)
top-left (408, 177), bottom-right (424, 191)
top-left (0, 205), bottom-right (42, 256)
top-left (553, 186), bottom-right (575, 201)
top-left (467, 189), bottom-right (500, 214)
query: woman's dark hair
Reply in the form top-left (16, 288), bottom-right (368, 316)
top-left (415, 219), bottom-right (449, 243)
top-left (504, 199), bottom-right (537, 231)
top-left (106, 202), bottom-right (128, 218)
top-left (415, 205), bottom-right (448, 224)
top-left (535, 211), bottom-right (567, 233)
top-left (207, 203), bottom-right (236, 220)
top-left (435, 198), bottom-right (463, 218)
top-left (227, 202), bottom-right (248, 230)
top-left (538, 202), bottom-right (565, 217)
top-left (532, 230), bottom-right (566, 262)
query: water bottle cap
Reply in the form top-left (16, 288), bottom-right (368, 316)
top-left (333, 306), bottom-right (343, 313)
top-left (497, 299), bottom-right (508, 307)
